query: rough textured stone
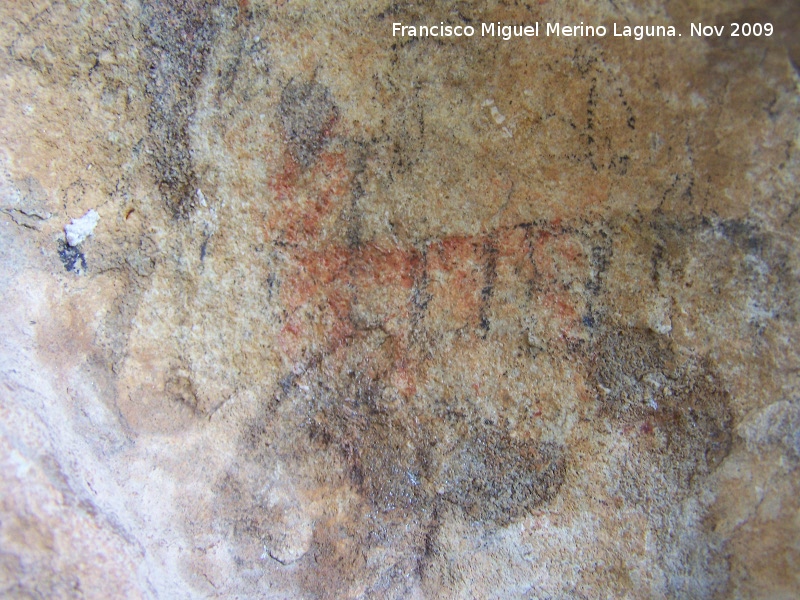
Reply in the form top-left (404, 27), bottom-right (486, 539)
top-left (1, 0), bottom-right (799, 598)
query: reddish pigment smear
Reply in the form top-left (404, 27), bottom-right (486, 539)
top-left (263, 148), bottom-right (592, 395)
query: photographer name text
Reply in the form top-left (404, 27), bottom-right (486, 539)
top-left (392, 21), bottom-right (774, 41)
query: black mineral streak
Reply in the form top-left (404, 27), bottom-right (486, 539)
top-left (479, 239), bottom-right (498, 335)
top-left (58, 240), bottom-right (86, 274)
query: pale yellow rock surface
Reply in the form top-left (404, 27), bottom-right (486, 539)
top-left (1, 1), bottom-right (799, 598)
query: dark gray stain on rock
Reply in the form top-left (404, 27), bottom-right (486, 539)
top-left (278, 81), bottom-right (339, 168)
top-left (590, 325), bottom-right (732, 489)
top-left (215, 212), bottom-right (773, 595)
top-left (442, 435), bottom-right (565, 526)
top-left (142, 0), bottom-right (220, 217)
top-left (227, 344), bottom-right (567, 600)
top-left (228, 321), bottom-right (568, 599)
top-left (283, 356), bottom-right (567, 527)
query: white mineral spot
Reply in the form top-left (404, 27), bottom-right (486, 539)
top-left (64, 209), bottom-right (99, 247)
top-left (690, 92), bottom-right (707, 109)
top-left (647, 296), bottom-right (672, 335)
top-left (265, 486), bottom-right (314, 565)
top-left (739, 399), bottom-right (800, 458)
top-left (490, 105), bottom-right (506, 125)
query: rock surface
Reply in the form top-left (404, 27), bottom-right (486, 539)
top-left (1, 1), bottom-right (799, 598)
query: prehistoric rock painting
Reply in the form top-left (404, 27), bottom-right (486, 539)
top-left (2, 0), bottom-right (798, 598)
top-left (198, 75), bottom-right (741, 596)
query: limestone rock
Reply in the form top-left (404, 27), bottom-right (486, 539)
top-left (1, 0), bottom-right (799, 598)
